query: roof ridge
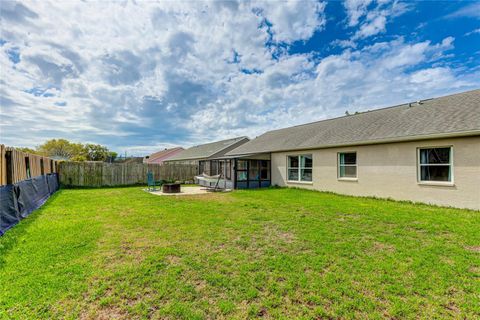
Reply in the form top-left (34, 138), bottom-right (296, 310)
top-left (149, 146), bottom-right (183, 155)
top-left (190, 136), bottom-right (248, 148)
top-left (227, 88), bottom-right (480, 156)
top-left (265, 88), bottom-right (480, 134)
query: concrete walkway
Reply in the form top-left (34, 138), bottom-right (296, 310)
top-left (147, 186), bottom-right (231, 196)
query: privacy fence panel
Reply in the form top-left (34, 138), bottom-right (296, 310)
top-left (0, 145), bottom-right (6, 185)
top-left (59, 162), bottom-right (198, 187)
top-left (1, 145), bottom-right (60, 236)
top-left (0, 145), bottom-right (59, 186)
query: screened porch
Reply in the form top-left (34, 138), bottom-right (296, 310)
top-left (198, 155), bottom-right (271, 189)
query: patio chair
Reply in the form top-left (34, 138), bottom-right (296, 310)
top-left (147, 172), bottom-right (162, 191)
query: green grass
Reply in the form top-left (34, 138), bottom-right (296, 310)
top-left (0, 187), bottom-right (479, 319)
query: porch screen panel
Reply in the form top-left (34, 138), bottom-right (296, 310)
top-left (249, 161), bottom-right (259, 181)
top-left (211, 161), bottom-right (218, 175)
top-left (225, 160), bottom-right (231, 180)
top-left (236, 160), bottom-right (248, 181)
top-left (219, 161), bottom-right (224, 176)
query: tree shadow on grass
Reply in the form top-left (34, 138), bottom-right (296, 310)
top-left (0, 191), bottom-right (61, 268)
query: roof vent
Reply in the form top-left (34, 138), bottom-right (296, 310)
top-left (409, 100), bottom-right (424, 107)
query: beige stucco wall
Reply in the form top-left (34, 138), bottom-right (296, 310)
top-left (271, 136), bottom-right (480, 210)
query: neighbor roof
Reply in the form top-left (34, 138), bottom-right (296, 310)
top-left (167, 137), bottom-right (249, 161)
top-left (144, 147), bottom-right (184, 164)
top-left (227, 89), bottom-right (480, 156)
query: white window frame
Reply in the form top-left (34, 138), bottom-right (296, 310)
top-left (337, 152), bottom-right (357, 181)
top-left (417, 146), bottom-right (454, 186)
top-left (287, 154), bottom-right (313, 183)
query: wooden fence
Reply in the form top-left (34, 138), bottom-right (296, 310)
top-left (59, 162), bottom-right (198, 187)
top-left (0, 145), bottom-right (59, 186)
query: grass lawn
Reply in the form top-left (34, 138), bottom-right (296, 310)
top-left (0, 187), bottom-right (479, 319)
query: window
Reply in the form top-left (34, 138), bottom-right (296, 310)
top-left (418, 147), bottom-right (452, 182)
top-left (287, 155), bottom-right (312, 182)
top-left (338, 152), bottom-right (357, 179)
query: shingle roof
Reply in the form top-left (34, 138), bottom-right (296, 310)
top-left (144, 147), bottom-right (184, 164)
top-left (227, 89), bottom-right (480, 156)
top-left (167, 137), bottom-right (249, 161)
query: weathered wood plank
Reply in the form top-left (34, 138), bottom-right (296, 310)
top-left (0, 145), bottom-right (59, 186)
top-left (58, 162), bottom-right (198, 187)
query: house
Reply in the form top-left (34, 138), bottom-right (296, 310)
top-left (143, 147), bottom-right (184, 164)
top-left (123, 157), bottom-right (144, 164)
top-left (226, 89), bottom-right (480, 210)
top-left (165, 137), bottom-right (251, 187)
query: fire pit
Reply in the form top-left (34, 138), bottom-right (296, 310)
top-left (163, 183), bottom-right (181, 194)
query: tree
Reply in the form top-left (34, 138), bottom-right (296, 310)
top-left (84, 144), bottom-right (110, 161)
top-left (34, 139), bottom-right (116, 162)
top-left (107, 151), bottom-right (118, 163)
top-left (37, 139), bottom-right (82, 159)
top-left (17, 147), bottom-right (44, 155)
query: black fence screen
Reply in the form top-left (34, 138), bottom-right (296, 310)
top-left (0, 173), bottom-right (59, 236)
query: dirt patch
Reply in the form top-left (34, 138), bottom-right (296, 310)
top-left (443, 301), bottom-right (461, 314)
top-left (440, 256), bottom-right (455, 265)
top-left (194, 280), bottom-right (207, 291)
top-left (116, 241), bottom-right (151, 264)
top-left (257, 307), bottom-right (268, 317)
top-left (469, 266), bottom-right (480, 274)
top-left (372, 242), bottom-right (396, 253)
top-left (465, 246), bottom-right (480, 252)
top-left (117, 208), bottom-right (136, 217)
top-left (166, 255), bottom-right (181, 265)
top-left (264, 225), bottom-right (297, 244)
top-left (80, 305), bottom-right (127, 320)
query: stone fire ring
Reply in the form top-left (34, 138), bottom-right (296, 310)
top-left (162, 183), bottom-right (181, 193)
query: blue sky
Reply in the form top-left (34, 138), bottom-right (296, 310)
top-left (0, 0), bottom-right (479, 155)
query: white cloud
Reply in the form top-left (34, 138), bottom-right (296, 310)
top-left (344, 0), bottom-right (411, 40)
top-left (257, 0), bottom-right (327, 43)
top-left (0, 0), bottom-right (478, 155)
top-left (445, 2), bottom-right (480, 20)
top-left (355, 14), bottom-right (387, 38)
top-left (465, 28), bottom-right (480, 36)
top-left (344, 0), bottom-right (374, 27)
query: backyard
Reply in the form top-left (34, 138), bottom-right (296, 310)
top-left (0, 187), bottom-right (479, 319)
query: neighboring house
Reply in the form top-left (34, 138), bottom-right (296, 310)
top-left (226, 89), bottom-right (480, 210)
top-left (165, 137), bottom-right (251, 187)
top-left (143, 147), bottom-right (184, 164)
top-left (123, 157), bottom-right (144, 164)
